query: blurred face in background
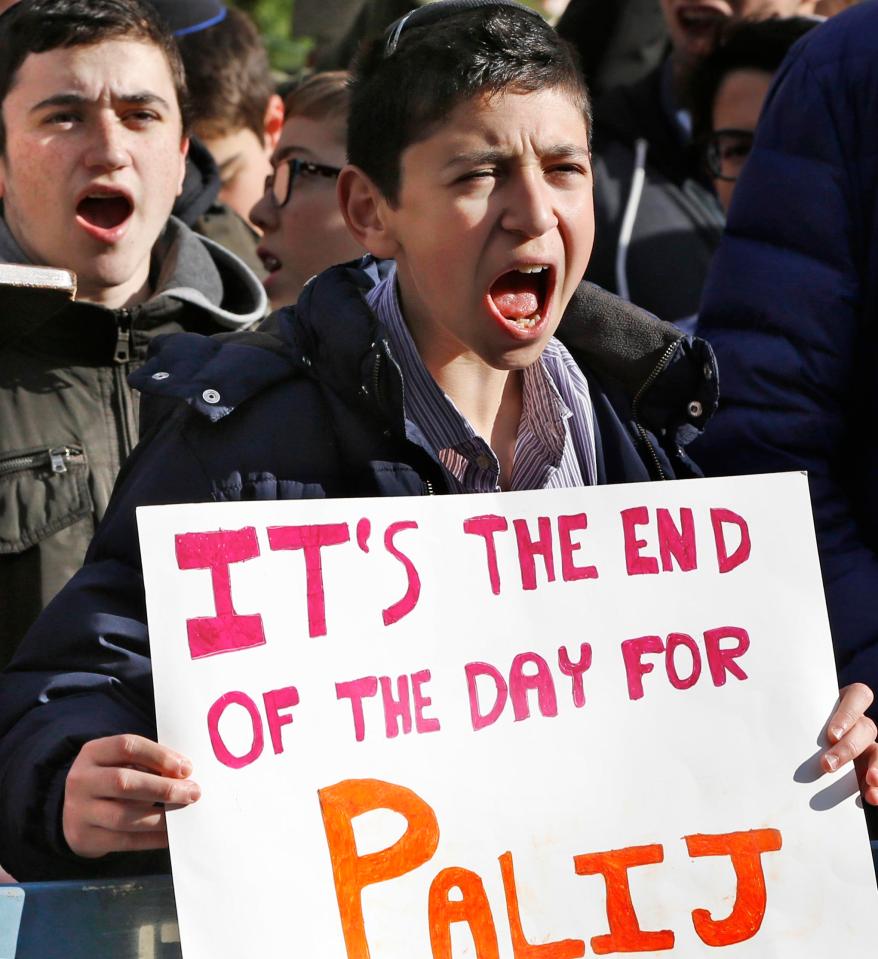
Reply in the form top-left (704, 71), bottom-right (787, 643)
top-left (196, 94), bottom-right (284, 229)
top-left (707, 66), bottom-right (773, 210)
top-left (250, 111), bottom-right (362, 308)
top-left (660, 0), bottom-right (817, 67)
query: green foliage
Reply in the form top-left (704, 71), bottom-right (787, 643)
top-left (229, 0), bottom-right (313, 74)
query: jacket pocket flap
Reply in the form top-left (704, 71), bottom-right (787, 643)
top-left (0, 445), bottom-right (92, 553)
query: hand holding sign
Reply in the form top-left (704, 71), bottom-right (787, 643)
top-left (62, 734), bottom-right (199, 858)
top-left (60, 687), bottom-right (878, 861)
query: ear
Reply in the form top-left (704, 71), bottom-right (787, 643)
top-left (263, 94), bottom-right (285, 152)
top-left (338, 164), bottom-right (400, 260)
top-left (176, 136), bottom-right (190, 197)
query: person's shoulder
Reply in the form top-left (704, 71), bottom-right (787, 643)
top-left (193, 202), bottom-right (265, 279)
top-left (798, 5), bottom-right (878, 67)
top-left (132, 259), bottom-right (387, 426)
top-left (556, 281), bottom-right (717, 426)
top-left (770, 6), bottom-right (878, 97)
top-left (130, 311), bottom-right (303, 422)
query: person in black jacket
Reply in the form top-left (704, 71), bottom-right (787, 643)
top-left (0, 0), bottom-right (874, 882)
top-left (556, 0), bottom-right (668, 97)
top-left (585, 0), bottom-right (818, 330)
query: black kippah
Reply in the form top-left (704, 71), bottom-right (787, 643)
top-left (144, 0), bottom-right (227, 37)
top-left (384, 0), bottom-right (544, 56)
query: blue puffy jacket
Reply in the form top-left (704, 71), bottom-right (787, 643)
top-left (693, 6), bottom-right (878, 707)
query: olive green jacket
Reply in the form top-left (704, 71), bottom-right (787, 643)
top-left (0, 216), bottom-right (267, 665)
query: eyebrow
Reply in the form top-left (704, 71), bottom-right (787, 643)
top-left (442, 143), bottom-right (591, 170)
top-left (29, 91), bottom-right (173, 113)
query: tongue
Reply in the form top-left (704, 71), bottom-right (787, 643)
top-left (490, 272), bottom-right (540, 319)
top-left (78, 196), bottom-right (131, 229)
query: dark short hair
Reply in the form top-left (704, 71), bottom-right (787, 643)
top-left (0, 0), bottom-right (189, 154)
top-left (348, 4), bottom-right (591, 203)
top-left (283, 71), bottom-right (350, 129)
top-left (177, 6), bottom-right (273, 141)
top-left (689, 16), bottom-right (818, 146)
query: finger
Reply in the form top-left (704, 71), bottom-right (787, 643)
top-left (82, 735), bottom-right (193, 778)
top-left (78, 799), bottom-right (167, 834)
top-left (822, 715), bottom-right (878, 772)
top-left (826, 683), bottom-right (875, 743)
top-left (856, 743), bottom-right (878, 806)
top-left (861, 785), bottom-right (878, 807)
top-left (88, 765), bottom-right (201, 805)
top-left (855, 742), bottom-right (878, 786)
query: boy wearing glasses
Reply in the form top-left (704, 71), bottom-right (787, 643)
top-left (1, 0), bottom-right (874, 882)
top-left (251, 72), bottom-right (364, 309)
top-left (687, 16), bottom-right (818, 212)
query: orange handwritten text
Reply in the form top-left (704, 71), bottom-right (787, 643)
top-left (318, 778), bottom-right (783, 957)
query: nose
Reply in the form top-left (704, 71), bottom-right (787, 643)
top-left (83, 115), bottom-right (131, 172)
top-left (500, 168), bottom-right (558, 239)
top-left (249, 184), bottom-right (277, 233)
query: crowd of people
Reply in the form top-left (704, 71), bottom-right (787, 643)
top-left (0, 0), bottom-right (875, 893)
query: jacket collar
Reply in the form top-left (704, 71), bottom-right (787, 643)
top-left (557, 281), bottom-right (718, 439)
top-left (134, 261), bottom-right (717, 439)
top-left (0, 215), bottom-right (266, 352)
top-left (132, 259), bottom-right (398, 424)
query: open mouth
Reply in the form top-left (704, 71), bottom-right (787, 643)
top-left (258, 249), bottom-right (282, 275)
top-left (76, 191), bottom-right (133, 234)
top-left (487, 264), bottom-right (552, 334)
top-left (677, 4), bottom-right (728, 36)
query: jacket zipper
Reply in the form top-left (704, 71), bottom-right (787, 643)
top-left (630, 338), bottom-right (683, 481)
top-left (371, 347), bottom-right (384, 407)
top-left (113, 309), bottom-right (138, 458)
top-left (369, 342), bottom-right (436, 496)
top-left (0, 446), bottom-right (84, 478)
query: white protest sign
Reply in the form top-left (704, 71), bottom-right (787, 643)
top-left (138, 472), bottom-right (878, 958)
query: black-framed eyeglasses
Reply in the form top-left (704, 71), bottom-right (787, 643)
top-left (263, 158), bottom-right (342, 208)
top-left (705, 128), bottom-right (755, 182)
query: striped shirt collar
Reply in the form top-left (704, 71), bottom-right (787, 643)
top-left (367, 265), bottom-right (597, 491)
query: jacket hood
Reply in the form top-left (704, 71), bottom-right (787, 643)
top-left (149, 216), bottom-right (267, 329)
top-left (0, 213), bottom-right (267, 347)
top-left (132, 260), bottom-right (717, 443)
top-left (173, 137), bottom-right (221, 227)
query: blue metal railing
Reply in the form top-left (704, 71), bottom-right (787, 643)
top-left (0, 876), bottom-right (179, 959)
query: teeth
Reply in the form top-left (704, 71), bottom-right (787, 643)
top-left (680, 8), bottom-right (724, 25)
top-left (261, 254), bottom-right (281, 273)
top-left (515, 265), bottom-right (548, 274)
top-left (514, 312), bottom-right (541, 329)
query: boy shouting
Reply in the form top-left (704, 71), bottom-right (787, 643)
top-left (0, 0), bottom-right (873, 881)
